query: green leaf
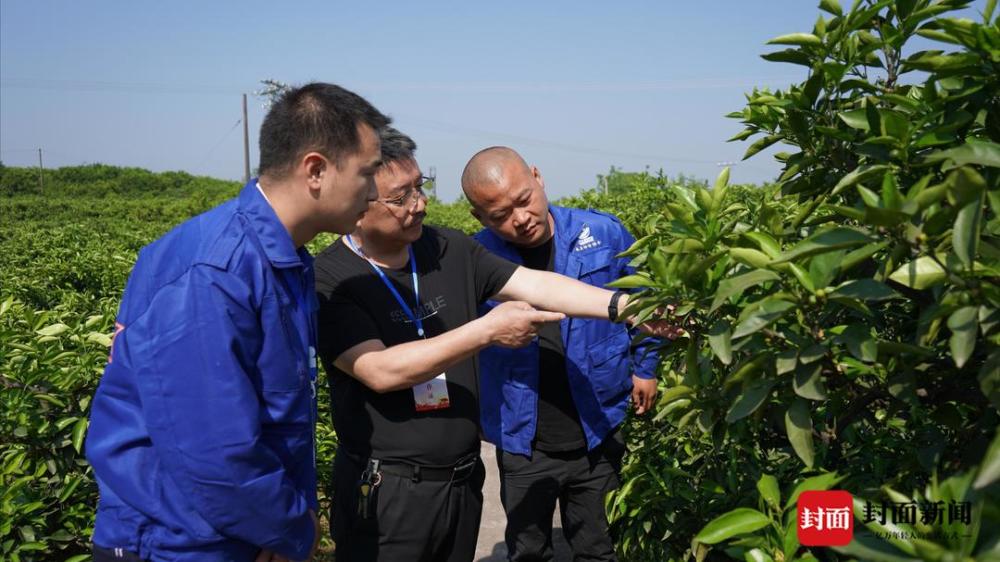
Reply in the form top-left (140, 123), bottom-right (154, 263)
top-left (838, 324), bottom-right (878, 362)
top-left (947, 166), bottom-right (987, 206)
top-left (785, 399), bottom-right (815, 468)
top-left (35, 323), bottom-right (69, 337)
top-left (694, 507), bottom-right (772, 544)
top-left (953, 193), bottom-right (984, 269)
top-left (757, 474), bottom-right (781, 510)
top-left (785, 472), bottom-right (843, 509)
top-left (711, 269), bottom-right (781, 312)
top-left (648, 249), bottom-right (670, 281)
top-left (744, 548), bottom-right (775, 562)
top-left (788, 263), bottom-right (816, 292)
top-left (947, 306), bottom-right (978, 368)
top-left (774, 227), bottom-right (873, 263)
top-left (776, 350), bottom-right (797, 375)
top-left (830, 279), bottom-right (900, 301)
top-left (726, 378), bottom-right (776, 422)
top-left (661, 238), bottom-right (705, 254)
top-left (730, 247), bottom-right (773, 269)
top-left (888, 256), bottom-right (947, 289)
top-left (733, 299), bottom-right (796, 339)
top-left (782, 517), bottom-right (800, 561)
top-left (880, 110), bottom-right (909, 141)
top-left (809, 250), bottom-right (844, 288)
top-left (838, 109), bottom-right (871, 131)
top-left (832, 165), bottom-right (891, 195)
top-left (761, 49), bottom-right (813, 66)
top-left (708, 320), bottom-right (733, 365)
top-left (659, 385), bottom-right (695, 405)
top-left (820, 0), bottom-right (842, 16)
top-left (794, 363), bottom-right (828, 401)
top-left (715, 167), bottom-right (731, 191)
top-left (924, 138), bottom-right (1000, 170)
top-left (767, 33), bottom-right (823, 46)
top-left (71, 417), bottom-right (88, 454)
top-left (744, 232), bottom-right (782, 259)
top-left (743, 134), bottom-right (784, 160)
top-left (841, 241), bottom-right (887, 272)
top-left (974, 430), bottom-right (1000, 490)
top-left (606, 274), bottom-right (654, 289)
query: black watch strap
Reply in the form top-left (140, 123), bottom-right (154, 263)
top-left (608, 290), bottom-right (626, 323)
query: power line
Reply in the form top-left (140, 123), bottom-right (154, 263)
top-left (0, 78), bottom-right (241, 96)
top-left (194, 118), bottom-right (243, 168)
top-left (397, 115), bottom-right (774, 172)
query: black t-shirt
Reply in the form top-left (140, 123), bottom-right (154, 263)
top-left (314, 226), bottom-right (518, 466)
top-left (515, 238), bottom-right (587, 452)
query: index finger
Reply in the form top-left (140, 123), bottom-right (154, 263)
top-left (529, 310), bottom-right (566, 323)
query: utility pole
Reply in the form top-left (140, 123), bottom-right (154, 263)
top-left (37, 148), bottom-right (43, 192)
top-left (242, 94), bottom-right (251, 184)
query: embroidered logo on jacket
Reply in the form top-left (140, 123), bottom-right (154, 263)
top-left (574, 225), bottom-right (602, 251)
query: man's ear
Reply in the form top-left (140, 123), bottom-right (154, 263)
top-left (302, 152), bottom-right (328, 189)
top-left (531, 165), bottom-right (545, 191)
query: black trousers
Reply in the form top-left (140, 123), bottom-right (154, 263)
top-left (331, 447), bottom-right (486, 562)
top-left (498, 431), bottom-right (626, 562)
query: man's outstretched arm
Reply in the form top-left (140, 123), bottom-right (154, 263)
top-left (334, 301), bottom-right (564, 393)
top-left (494, 266), bottom-right (686, 338)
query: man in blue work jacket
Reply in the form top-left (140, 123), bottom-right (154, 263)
top-left (462, 147), bottom-right (662, 562)
top-left (85, 83), bottom-right (390, 562)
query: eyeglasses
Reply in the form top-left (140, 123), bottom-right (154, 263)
top-left (377, 175), bottom-right (433, 211)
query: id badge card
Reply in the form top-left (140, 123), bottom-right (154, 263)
top-left (414, 373), bottom-right (450, 412)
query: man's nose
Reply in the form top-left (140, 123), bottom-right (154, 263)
top-left (412, 193), bottom-right (427, 214)
top-left (512, 209), bottom-right (529, 228)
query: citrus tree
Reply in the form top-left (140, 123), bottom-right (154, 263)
top-left (606, 0), bottom-right (1000, 560)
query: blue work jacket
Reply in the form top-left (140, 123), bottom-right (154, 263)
top-left (475, 205), bottom-right (660, 457)
top-left (86, 180), bottom-right (318, 561)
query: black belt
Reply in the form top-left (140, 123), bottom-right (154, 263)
top-left (377, 454), bottom-right (479, 482)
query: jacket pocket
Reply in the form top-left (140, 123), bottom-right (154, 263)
top-left (259, 295), bottom-right (307, 393)
top-left (587, 330), bottom-right (631, 404)
top-left (500, 373), bottom-right (534, 436)
top-left (588, 329), bottom-right (630, 369)
top-left (577, 248), bottom-right (615, 282)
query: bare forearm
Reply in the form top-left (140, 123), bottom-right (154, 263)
top-left (497, 267), bottom-right (613, 319)
top-left (349, 319), bottom-right (493, 393)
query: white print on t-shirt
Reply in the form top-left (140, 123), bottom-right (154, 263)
top-left (574, 225), bottom-right (602, 251)
top-left (390, 295), bottom-right (448, 324)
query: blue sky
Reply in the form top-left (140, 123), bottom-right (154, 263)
top-left (0, 1), bottom-right (987, 200)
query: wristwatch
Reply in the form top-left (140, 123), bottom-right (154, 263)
top-left (608, 290), bottom-right (627, 323)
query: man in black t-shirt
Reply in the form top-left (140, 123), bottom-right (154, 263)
top-left (315, 128), bottom-right (682, 562)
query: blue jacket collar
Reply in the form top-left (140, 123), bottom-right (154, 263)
top-left (238, 179), bottom-right (306, 268)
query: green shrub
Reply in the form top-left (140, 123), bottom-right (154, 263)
top-left (605, 1), bottom-right (1000, 560)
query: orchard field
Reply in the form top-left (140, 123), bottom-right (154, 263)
top-left (2, 1), bottom-right (999, 561)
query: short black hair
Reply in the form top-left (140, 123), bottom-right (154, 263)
top-left (258, 82), bottom-right (391, 178)
top-left (379, 126), bottom-right (417, 165)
